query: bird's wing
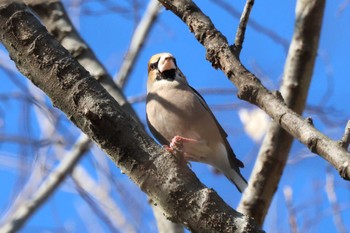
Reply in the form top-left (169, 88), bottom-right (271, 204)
top-left (146, 113), bottom-right (170, 146)
top-left (189, 86), bottom-right (244, 169)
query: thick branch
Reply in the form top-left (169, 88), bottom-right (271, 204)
top-left (238, 0), bottom-right (325, 225)
top-left (0, 2), bottom-right (262, 232)
top-left (26, 0), bottom-right (139, 121)
top-left (339, 120), bottom-right (350, 150)
top-left (28, 1), bottom-right (182, 231)
top-left (157, 0), bottom-right (350, 180)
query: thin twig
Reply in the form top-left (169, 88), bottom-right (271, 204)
top-left (237, 0), bottom-right (325, 225)
top-left (234, 0), bottom-right (254, 56)
top-left (283, 186), bottom-right (299, 233)
top-left (325, 168), bottom-right (347, 233)
top-left (212, 0), bottom-right (289, 51)
top-left (115, 0), bottom-right (161, 88)
top-left (0, 135), bottom-right (91, 233)
top-left (339, 120), bottom-right (350, 150)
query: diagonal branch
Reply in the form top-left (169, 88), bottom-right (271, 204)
top-left (27, 1), bottom-right (182, 232)
top-left (115, 0), bottom-right (161, 88)
top-left (234, 0), bottom-right (254, 56)
top-left (25, 0), bottom-right (139, 122)
top-left (0, 2), bottom-right (262, 232)
top-left (0, 134), bottom-right (91, 233)
top-left (237, 0), bottom-right (325, 225)
top-left (157, 0), bottom-right (350, 180)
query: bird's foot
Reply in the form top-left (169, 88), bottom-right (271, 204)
top-left (170, 135), bottom-right (199, 149)
top-left (167, 136), bottom-right (199, 167)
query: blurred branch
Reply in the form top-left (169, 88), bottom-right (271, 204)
top-left (0, 134), bottom-right (91, 233)
top-left (283, 186), bottom-right (299, 233)
top-left (0, 3), bottom-right (262, 232)
top-left (237, 0), bottom-right (325, 225)
top-left (158, 0), bottom-right (350, 181)
top-left (339, 121), bottom-right (350, 150)
top-left (150, 201), bottom-right (184, 233)
top-left (72, 165), bottom-right (136, 233)
top-left (115, 0), bottom-right (161, 88)
top-left (28, 0), bottom-right (181, 231)
top-left (337, 0), bottom-right (350, 15)
top-left (26, 0), bottom-right (139, 122)
top-left (212, 0), bottom-right (289, 51)
top-left (234, 0), bottom-right (254, 56)
top-left (325, 168), bottom-right (348, 233)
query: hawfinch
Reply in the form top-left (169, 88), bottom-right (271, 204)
top-left (146, 52), bottom-right (247, 192)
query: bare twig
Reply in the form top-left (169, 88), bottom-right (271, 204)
top-left (0, 135), bottom-right (91, 233)
top-left (237, 0), bottom-right (325, 225)
top-left (115, 0), bottom-right (161, 88)
top-left (26, 0), bottom-right (139, 121)
top-left (325, 168), bottom-right (347, 233)
top-left (2, 1), bottom-right (144, 231)
top-left (234, 0), bottom-right (254, 56)
top-left (71, 165), bottom-right (137, 233)
top-left (212, 0), bottom-right (289, 51)
top-left (0, 3), bottom-right (263, 232)
top-left (339, 120), bottom-right (350, 150)
top-left (283, 186), bottom-right (299, 233)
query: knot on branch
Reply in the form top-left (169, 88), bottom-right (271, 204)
top-left (339, 161), bottom-right (350, 180)
top-left (305, 117), bottom-right (314, 126)
top-left (237, 84), bottom-right (257, 103)
top-left (307, 137), bottom-right (318, 153)
top-left (206, 48), bottom-right (221, 69)
top-left (272, 90), bottom-right (285, 103)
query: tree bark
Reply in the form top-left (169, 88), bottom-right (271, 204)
top-left (237, 0), bottom-right (325, 225)
top-left (157, 0), bottom-right (350, 180)
top-left (0, 2), bottom-right (262, 232)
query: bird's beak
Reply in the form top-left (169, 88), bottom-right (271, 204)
top-left (158, 55), bottom-right (176, 73)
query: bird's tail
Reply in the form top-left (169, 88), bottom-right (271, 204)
top-left (224, 168), bottom-right (248, 193)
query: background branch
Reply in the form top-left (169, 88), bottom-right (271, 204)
top-left (24, 1), bottom-right (179, 232)
top-left (0, 2), bottom-right (262, 232)
top-left (157, 0), bottom-right (350, 180)
top-left (234, 0), bottom-right (254, 56)
top-left (237, 0), bottom-right (325, 225)
top-left (115, 0), bottom-right (161, 88)
top-left (0, 134), bottom-right (91, 233)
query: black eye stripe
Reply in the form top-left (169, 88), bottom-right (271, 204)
top-left (150, 57), bottom-right (161, 71)
top-left (150, 62), bottom-right (157, 70)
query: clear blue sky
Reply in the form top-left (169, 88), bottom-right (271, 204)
top-left (0, 0), bottom-right (350, 232)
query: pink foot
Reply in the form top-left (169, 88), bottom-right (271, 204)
top-left (168, 136), bottom-right (200, 166)
top-left (170, 135), bottom-right (199, 149)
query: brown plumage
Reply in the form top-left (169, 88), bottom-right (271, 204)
top-left (146, 52), bottom-right (247, 192)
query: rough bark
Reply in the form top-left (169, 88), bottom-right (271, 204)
top-left (0, 2), bottom-right (262, 232)
top-left (237, 0), bottom-right (325, 225)
top-left (158, 0), bottom-right (350, 180)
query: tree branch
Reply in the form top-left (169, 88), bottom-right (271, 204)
top-left (25, 0), bottom-right (139, 122)
top-left (27, 1), bottom-right (182, 231)
top-left (0, 134), bottom-right (91, 233)
top-left (115, 0), bottom-right (161, 88)
top-left (234, 0), bottom-right (254, 56)
top-left (157, 0), bottom-right (350, 180)
top-left (237, 0), bottom-right (325, 225)
top-left (339, 120), bottom-right (350, 150)
top-left (0, 2), bottom-right (262, 232)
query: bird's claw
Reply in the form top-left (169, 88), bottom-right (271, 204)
top-left (164, 136), bottom-right (193, 167)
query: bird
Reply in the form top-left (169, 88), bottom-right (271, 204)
top-left (146, 52), bottom-right (247, 192)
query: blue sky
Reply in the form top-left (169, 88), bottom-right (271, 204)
top-left (1, 0), bottom-right (350, 232)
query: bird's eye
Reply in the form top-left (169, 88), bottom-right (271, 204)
top-left (149, 62), bottom-right (158, 70)
top-left (173, 58), bottom-right (177, 67)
